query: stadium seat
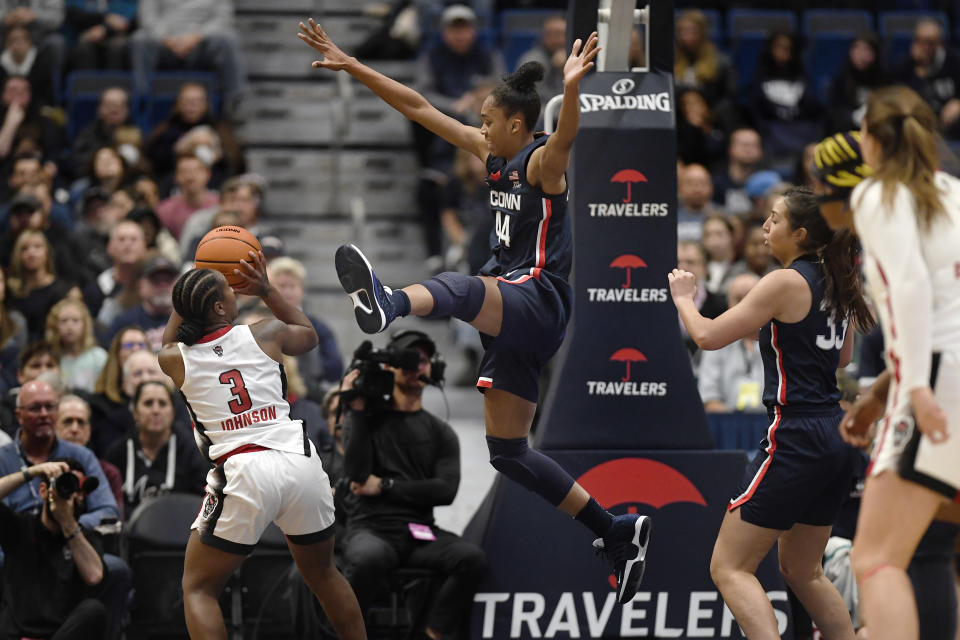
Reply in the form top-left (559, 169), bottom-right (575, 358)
top-left (802, 10), bottom-right (874, 39)
top-left (236, 523), bottom-right (298, 640)
top-left (498, 8), bottom-right (561, 70)
top-left (140, 71), bottom-right (219, 134)
top-left (808, 34), bottom-right (857, 102)
top-left (122, 493), bottom-right (206, 639)
top-left (726, 10), bottom-right (798, 99)
top-left (64, 71), bottom-right (135, 141)
top-left (879, 10), bottom-right (950, 68)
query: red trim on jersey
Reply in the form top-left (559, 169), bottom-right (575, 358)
top-left (215, 443), bottom-right (269, 466)
top-left (868, 376), bottom-right (899, 475)
top-left (771, 324), bottom-right (787, 405)
top-left (534, 198), bottom-right (552, 278)
top-left (496, 274), bottom-right (535, 284)
top-left (197, 326), bottom-right (233, 343)
top-left (729, 407), bottom-right (782, 509)
top-left (874, 261), bottom-right (897, 340)
top-left (476, 377), bottom-right (493, 389)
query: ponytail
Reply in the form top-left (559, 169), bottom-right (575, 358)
top-left (782, 187), bottom-right (874, 332)
top-left (864, 86), bottom-right (944, 229)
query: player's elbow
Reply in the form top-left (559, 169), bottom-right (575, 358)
top-left (695, 332), bottom-right (722, 351)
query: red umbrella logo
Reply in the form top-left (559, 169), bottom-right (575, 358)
top-left (609, 348), bottom-right (646, 381)
top-left (609, 169), bottom-right (647, 203)
top-left (609, 254), bottom-right (647, 288)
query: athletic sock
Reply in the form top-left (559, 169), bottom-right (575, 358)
top-left (575, 498), bottom-right (614, 538)
top-left (390, 288), bottom-right (411, 317)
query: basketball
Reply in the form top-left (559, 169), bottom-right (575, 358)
top-left (194, 226), bottom-right (262, 287)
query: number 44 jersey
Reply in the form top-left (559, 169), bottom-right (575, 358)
top-left (178, 325), bottom-right (308, 462)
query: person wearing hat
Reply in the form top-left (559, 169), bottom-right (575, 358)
top-left (338, 330), bottom-right (487, 639)
top-left (103, 251), bottom-right (179, 351)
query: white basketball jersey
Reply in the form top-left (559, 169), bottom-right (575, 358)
top-left (853, 173), bottom-right (960, 394)
top-left (178, 325), bottom-right (307, 462)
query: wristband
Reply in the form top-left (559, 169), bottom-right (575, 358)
top-left (20, 465), bottom-right (31, 483)
top-left (380, 477), bottom-right (395, 494)
top-left (64, 527), bottom-right (81, 542)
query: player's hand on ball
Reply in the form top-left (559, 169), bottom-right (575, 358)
top-left (563, 31), bottom-right (600, 87)
top-left (297, 18), bottom-right (351, 71)
top-left (840, 392), bottom-right (883, 448)
top-left (668, 269), bottom-right (697, 301)
top-left (910, 387), bottom-right (948, 444)
top-left (233, 250), bottom-right (271, 297)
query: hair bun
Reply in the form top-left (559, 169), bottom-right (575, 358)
top-left (176, 318), bottom-right (205, 346)
top-left (507, 61), bottom-right (545, 92)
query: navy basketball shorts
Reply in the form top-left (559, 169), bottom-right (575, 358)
top-left (729, 407), bottom-right (858, 531)
top-left (476, 272), bottom-right (571, 403)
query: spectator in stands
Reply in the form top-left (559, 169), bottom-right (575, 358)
top-left (743, 169), bottom-right (784, 223)
top-left (104, 380), bottom-right (206, 518)
top-left (69, 145), bottom-right (127, 210)
top-left (133, 174), bottom-right (160, 209)
top-left (0, 75), bottom-right (63, 178)
top-left (89, 325), bottom-right (144, 447)
top-left (677, 88), bottom-right (728, 167)
top-left (284, 354), bottom-right (333, 450)
top-left (0, 265), bottom-right (28, 395)
top-left (65, 0), bottom-right (136, 70)
top-left (84, 219), bottom-right (147, 330)
top-left (677, 163), bottom-right (721, 243)
top-left (729, 219), bottom-right (775, 282)
top-left (126, 205), bottom-right (180, 264)
top-left (674, 10), bottom-right (736, 115)
top-left (826, 34), bottom-right (883, 133)
top-left (70, 87), bottom-right (134, 176)
top-left (268, 257), bottom-right (343, 393)
top-left (792, 141), bottom-right (818, 191)
top-left (698, 272), bottom-right (764, 413)
top-left (0, 24), bottom-right (57, 109)
top-left (46, 299), bottom-right (107, 393)
top-left (702, 214), bottom-right (738, 295)
top-left (105, 252), bottom-right (177, 351)
top-left (712, 127), bottom-right (764, 214)
top-left (1, 149), bottom-right (43, 203)
top-left (0, 457), bottom-right (107, 640)
top-left (0, 378), bottom-right (130, 640)
top-left (145, 82), bottom-right (245, 185)
top-left (0, 0), bottom-right (65, 106)
top-left (677, 240), bottom-right (726, 363)
top-left (0, 339), bottom-right (59, 434)
top-left (439, 148), bottom-right (492, 275)
top-left (130, 0), bottom-right (247, 109)
top-left (5, 182), bottom-right (84, 277)
top-left (413, 4), bottom-right (504, 262)
top-left (516, 15), bottom-right (566, 111)
top-left (340, 331), bottom-right (487, 639)
top-left (179, 174), bottom-right (268, 258)
top-left (155, 153), bottom-right (219, 239)
top-left (895, 18), bottom-right (960, 137)
top-left (73, 185), bottom-right (138, 283)
top-left (5, 228), bottom-right (77, 341)
top-left (55, 393), bottom-right (124, 517)
top-left (182, 207), bottom-right (240, 261)
top-left (749, 29), bottom-right (822, 160)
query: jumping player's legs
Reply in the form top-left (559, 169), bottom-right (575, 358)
top-left (404, 276), bottom-right (503, 337)
top-left (182, 530), bottom-right (247, 640)
top-left (852, 471), bottom-right (943, 640)
top-left (288, 536), bottom-right (366, 640)
top-left (778, 523), bottom-right (856, 640)
top-left (710, 509), bottom-right (784, 640)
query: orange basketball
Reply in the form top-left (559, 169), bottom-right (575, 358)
top-left (195, 226), bottom-right (262, 287)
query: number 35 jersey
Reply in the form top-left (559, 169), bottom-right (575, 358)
top-left (178, 325), bottom-right (308, 462)
top-left (759, 257), bottom-right (846, 412)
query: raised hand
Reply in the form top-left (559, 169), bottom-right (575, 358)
top-left (297, 18), bottom-right (352, 71)
top-left (233, 250), bottom-right (272, 298)
top-left (668, 268), bottom-right (698, 301)
top-left (563, 32), bottom-right (600, 88)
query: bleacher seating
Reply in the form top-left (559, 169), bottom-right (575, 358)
top-left (879, 10), bottom-right (950, 68)
top-left (726, 9), bottom-right (798, 97)
top-left (803, 11), bottom-right (875, 101)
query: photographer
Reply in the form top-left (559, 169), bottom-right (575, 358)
top-left (340, 331), bottom-right (487, 640)
top-left (0, 457), bottom-right (107, 640)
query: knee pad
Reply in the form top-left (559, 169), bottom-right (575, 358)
top-left (422, 272), bottom-right (486, 322)
top-left (486, 436), bottom-right (574, 506)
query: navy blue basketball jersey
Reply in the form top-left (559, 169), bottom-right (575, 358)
top-left (480, 134), bottom-right (572, 283)
top-left (759, 257), bottom-right (847, 412)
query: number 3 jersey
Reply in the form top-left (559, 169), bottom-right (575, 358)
top-left (759, 257), bottom-right (846, 412)
top-left (177, 325), bottom-right (309, 462)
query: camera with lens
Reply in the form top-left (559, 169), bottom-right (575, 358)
top-left (50, 471), bottom-right (99, 499)
top-left (345, 340), bottom-right (422, 411)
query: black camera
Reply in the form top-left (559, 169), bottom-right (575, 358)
top-left (51, 471), bottom-right (99, 499)
top-left (347, 341), bottom-right (422, 410)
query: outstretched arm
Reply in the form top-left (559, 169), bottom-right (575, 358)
top-left (298, 19), bottom-right (488, 160)
top-left (528, 33), bottom-right (599, 194)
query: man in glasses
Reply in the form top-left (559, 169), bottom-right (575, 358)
top-left (895, 18), bottom-right (960, 137)
top-left (0, 341), bottom-right (61, 437)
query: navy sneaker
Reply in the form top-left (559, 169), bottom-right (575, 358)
top-left (593, 514), bottom-right (652, 605)
top-left (335, 244), bottom-right (397, 334)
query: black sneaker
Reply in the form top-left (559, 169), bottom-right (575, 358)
top-left (335, 244), bottom-right (397, 334)
top-left (593, 514), bottom-right (653, 605)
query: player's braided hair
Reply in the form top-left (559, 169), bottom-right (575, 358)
top-left (782, 187), bottom-right (874, 332)
top-left (491, 61), bottom-right (544, 132)
top-left (172, 269), bottom-right (224, 345)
